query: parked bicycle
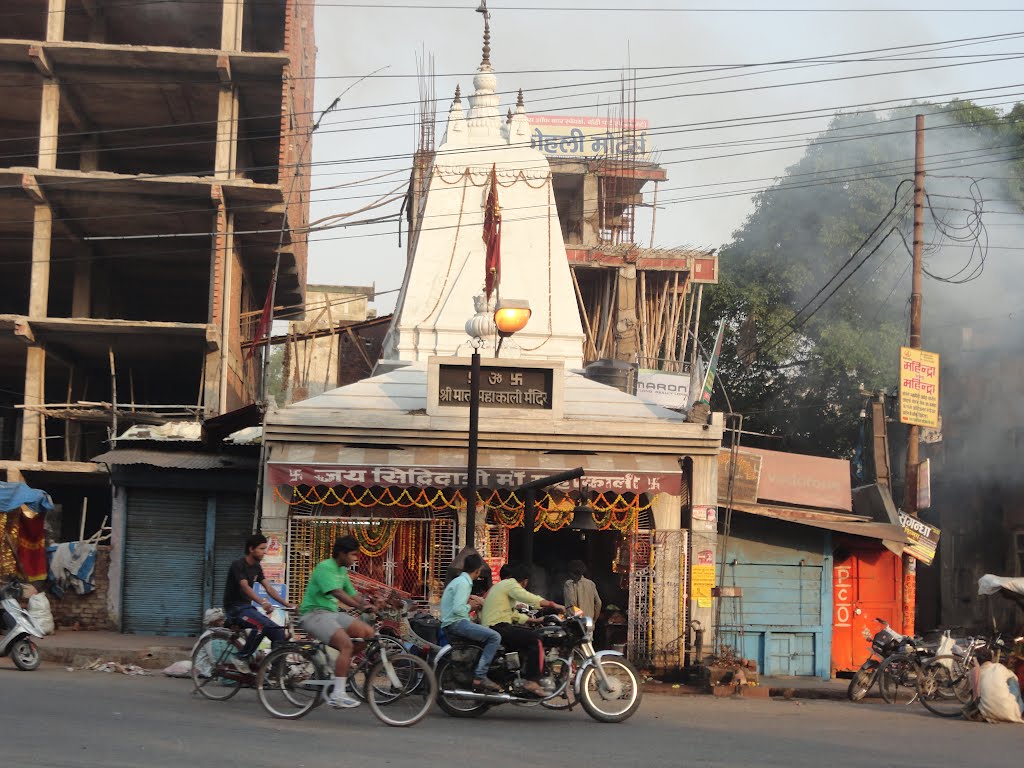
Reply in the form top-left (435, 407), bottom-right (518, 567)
top-left (256, 612), bottom-right (436, 727)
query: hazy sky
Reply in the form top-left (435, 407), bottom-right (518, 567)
top-left (304, 1), bottom-right (1024, 314)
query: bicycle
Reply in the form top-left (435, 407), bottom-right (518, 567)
top-left (191, 609), bottom-right (410, 705)
top-left (256, 617), bottom-right (436, 727)
top-left (190, 617), bottom-right (262, 701)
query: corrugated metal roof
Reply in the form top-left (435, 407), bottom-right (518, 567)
top-left (91, 449), bottom-right (257, 471)
top-left (731, 501), bottom-right (911, 546)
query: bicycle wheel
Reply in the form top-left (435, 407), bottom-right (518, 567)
top-left (918, 655), bottom-right (973, 717)
top-left (257, 646), bottom-right (330, 720)
top-left (878, 654), bottom-right (920, 704)
top-left (191, 630), bottom-right (243, 701)
top-left (365, 653), bottom-right (436, 727)
top-left (349, 636), bottom-right (407, 702)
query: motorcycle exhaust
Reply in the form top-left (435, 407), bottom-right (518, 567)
top-left (441, 688), bottom-right (515, 703)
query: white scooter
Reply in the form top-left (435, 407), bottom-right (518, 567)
top-left (0, 579), bottom-right (44, 670)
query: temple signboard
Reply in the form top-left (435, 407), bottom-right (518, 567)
top-left (437, 364), bottom-right (554, 410)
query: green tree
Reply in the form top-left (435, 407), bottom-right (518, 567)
top-left (703, 101), bottom-right (1024, 457)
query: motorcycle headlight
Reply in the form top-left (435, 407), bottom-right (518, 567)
top-left (582, 615), bottom-right (594, 637)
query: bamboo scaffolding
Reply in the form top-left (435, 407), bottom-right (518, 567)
top-left (571, 269), bottom-right (599, 361)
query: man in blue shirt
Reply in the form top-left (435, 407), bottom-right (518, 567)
top-left (440, 552), bottom-right (501, 692)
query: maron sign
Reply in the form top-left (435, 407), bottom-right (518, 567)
top-left (899, 346), bottom-right (940, 428)
top-left (636, 368), bottom-right (691, 410)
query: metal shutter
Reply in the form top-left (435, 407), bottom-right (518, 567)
top-left (122, 490), bottom-right (207, 635)
top-left (212, 494), bottom-right (256, 608)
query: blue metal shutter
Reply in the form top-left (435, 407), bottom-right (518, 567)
top-left (122, 490), bottom-right (207, 635)
top-left (212, 494), bottom-right (257, 609)
top-left (721, 563), bottom-right (823, 676)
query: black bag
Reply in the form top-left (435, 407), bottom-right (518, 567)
top-left (409, 613), bottom-right (440, 645)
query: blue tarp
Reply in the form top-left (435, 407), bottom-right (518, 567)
top-left (0, 481), bottom-right (55, 514)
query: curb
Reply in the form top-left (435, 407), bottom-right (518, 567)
top-left (39, 645), bottom-right (190, 671)
top-left (643, 682), bottom-right (851, 701)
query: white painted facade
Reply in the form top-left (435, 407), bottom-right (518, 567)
top-left (380, 35), bottom-right (585, 369)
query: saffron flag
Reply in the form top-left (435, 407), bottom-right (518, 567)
top-left (482, 164), bottom-right (501, 300)
top-left (696, 319), bottom-right (726, 406)
top-left (247, 279), bottom-right (274, 360)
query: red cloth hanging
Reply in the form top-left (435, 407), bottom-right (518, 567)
top-left (16, 511), bottom-right (47, 581)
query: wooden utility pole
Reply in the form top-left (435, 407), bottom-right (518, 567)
top-left (902, 114), bottom-right (926, 636)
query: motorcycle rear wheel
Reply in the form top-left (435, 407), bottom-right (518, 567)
top-left (11, 638), bottom-right (40, 671)
top-left (917, 655), bottom-right (973, 717)
top-left (435, 657), bottom-right (491, 718)
top-left (578, 657), bottom-right (642, 723)
top-left (846, 660), bottom-right (879, 702)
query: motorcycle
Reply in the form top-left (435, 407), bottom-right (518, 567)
top-left (434, 608), bottom-right (642, 723)
top-left (847, 617), bottom-right (907, 702)
top-left (0, 578), bottom-right (44, 671)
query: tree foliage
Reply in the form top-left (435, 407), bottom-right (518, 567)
top-left (701, 101), bottom-right (1024, 458)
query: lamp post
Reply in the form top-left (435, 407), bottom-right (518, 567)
top-left (463, 296), bottom-right (531, 548)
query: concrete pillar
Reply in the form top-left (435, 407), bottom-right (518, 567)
top-left (689, 452), bottom-right (720, 648)
top-left (582, 172), bottom-right (599, 246)
top-left (221, 0), bottom-right (245, 52)
top-left (614, 265), bottom-right (639, 362)
top-left (20, 348), bottom-right (46, 462)
top-left (107, 485), bottom-right (126, 629)
top-left (214, 86), bottom-right (239, 180)
top-left (204, 203), bottom-right (228, 415)
top-left (46, 0), bottom-right (66, 42)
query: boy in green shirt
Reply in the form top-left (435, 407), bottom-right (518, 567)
top-left (299, 536), bottom-right (375, 709)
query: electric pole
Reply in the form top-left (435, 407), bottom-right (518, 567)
top-left (902, 114), bottom-right (926, 635)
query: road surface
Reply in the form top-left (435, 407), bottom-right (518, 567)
top-left (1, 664), bottom-right (1019, 768)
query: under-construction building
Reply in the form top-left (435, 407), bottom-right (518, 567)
top-left (0, 1), bottom-right (313, 523)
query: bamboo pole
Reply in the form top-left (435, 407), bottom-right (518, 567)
top-left (571, 268), bottom-right (599, 361)
top-left (108, 347), bottom-right (117, 446)
top-left (639, 270), bottom-right (648, 366)
top-left (600, 277), bottom-right (617, 358)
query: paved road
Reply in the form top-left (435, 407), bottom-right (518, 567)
top-left (0, 663), bottom-right (1019, 768)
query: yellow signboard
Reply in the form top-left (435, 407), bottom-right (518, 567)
top-left (899, 346), bottom-right (940, 428)
top-left (690, 564), bottom-right (716, 609)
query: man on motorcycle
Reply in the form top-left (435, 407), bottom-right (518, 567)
top-left (481, 562), bottom-right (564, 697)
top-left (441, 553), bottom-right (502, 693)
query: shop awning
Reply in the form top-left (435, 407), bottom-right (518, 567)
top-left (729, 501), bottom-right (911, 550)
top-left (267, 445), bottom-right (682, 496)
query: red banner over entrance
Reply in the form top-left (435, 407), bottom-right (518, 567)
top-left (267, 463), bottom-right (680, 496)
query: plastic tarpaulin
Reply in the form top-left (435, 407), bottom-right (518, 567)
top-left (0, 481), bottom-right (54, 514)
top-left (978, 574), bottom-right (1024, 597)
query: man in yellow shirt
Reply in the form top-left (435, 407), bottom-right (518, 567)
top-left (481, 562), bottom-right (564, 697)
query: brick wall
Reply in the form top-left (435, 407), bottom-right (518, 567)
top-left (48, 546), bottom-right (115, 630)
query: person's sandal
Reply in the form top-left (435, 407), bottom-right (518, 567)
top-left (474, 677), bottom-right (502, 693)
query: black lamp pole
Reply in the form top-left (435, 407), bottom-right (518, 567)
top-left (465, 347), bottom-right (482, 548)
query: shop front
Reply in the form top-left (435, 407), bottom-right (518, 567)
top-left (261, 358), bottom-right (722, 669)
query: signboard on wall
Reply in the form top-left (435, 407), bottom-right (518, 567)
top-left (437, 364), bottom-right (554, 410)
top-left (898, 512), bottom-right (940, 565)
top-left (716, 450), bottom-right (762, 505)
top-left (528, 115), bottom-right (651, 159)
top-left (636, 368), bottom-right (691, 410)
top-left (899, 346), bottom-right (940, 428)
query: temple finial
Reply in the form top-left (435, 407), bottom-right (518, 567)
top-left (506, 108), bottom-right (513, 124)
top-left (454, 84), bottom-right (462, 103)
top-left (476, 1), bottom-right (491, 68)
top-left (517, 89), bottom-right (524, 108)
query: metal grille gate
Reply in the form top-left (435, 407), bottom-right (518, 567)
top-left (627, 529), bottom-right (689, 670)
top-left (287, 514), bottom-right (455, 606)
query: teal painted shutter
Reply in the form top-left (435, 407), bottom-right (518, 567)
top-left (122, 490), bottom-right (207, 635)
top-left (212, 494), bottom-right (257, 608)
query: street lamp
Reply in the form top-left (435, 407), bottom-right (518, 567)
top-left (463, 296), bottom-right (531, 548)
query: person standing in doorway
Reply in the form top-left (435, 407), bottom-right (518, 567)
top-left (223, 534), bottom-right (294, 663)
top-left (563, 560), bottom-right (602, 621)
